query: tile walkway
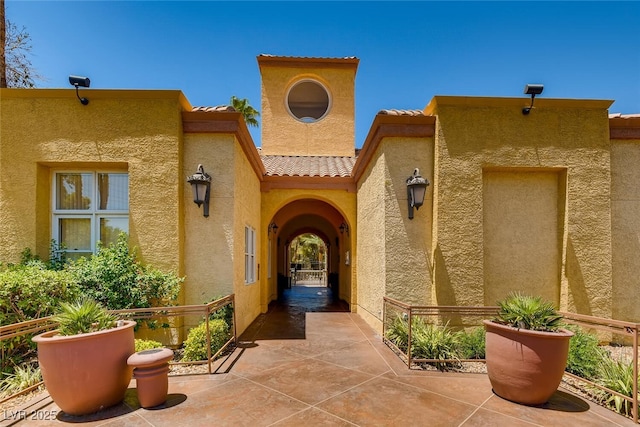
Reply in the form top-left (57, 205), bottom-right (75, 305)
top-left (2, 286), bottom-right (637, 426)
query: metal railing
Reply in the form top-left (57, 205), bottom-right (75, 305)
top-left (0, 294), bottom-right (236, 406)
top-left (382, 297), bottom-right (639, 424)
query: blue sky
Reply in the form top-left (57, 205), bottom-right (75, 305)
top-left (6, 1), bottom-right (640, 148)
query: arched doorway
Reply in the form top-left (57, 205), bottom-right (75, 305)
top-left (267, 198), bottom-right (351, 313)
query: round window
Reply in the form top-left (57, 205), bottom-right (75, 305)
top-left (286, 80), bottom-right (331, 123)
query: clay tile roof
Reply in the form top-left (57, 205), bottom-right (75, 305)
top-left (261, 155), bottom-right (356, 177)
top-left (191, 105), bottom-right (236, 112)
top-left (609, 113), bottom-right (640, 119)
top-left (378, 109), bottom-right (425, 116)
top-left (258, 53), bottom-right (358, 61)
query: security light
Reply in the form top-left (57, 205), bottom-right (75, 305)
top-left (69, 75), bottom-right (90, 105)
top-left (523, 84), bottom-right (544, 115)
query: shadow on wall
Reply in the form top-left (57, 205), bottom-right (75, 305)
top-left (565, 238), bottom-right (592, 315)
top-left (434, 245), bottom-right (456, 306)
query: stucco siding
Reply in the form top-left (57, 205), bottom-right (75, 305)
top-left (611, 140), bottom-right (640, 322)
top-left (260, 66), bottom-right (355, 157)
top-left (183, 134), bottom-right (235, 307)
top-left (233, 140), bottom-right (262, 334)
top-left (0, 89), bottom-right (184, 275)
top-left (431, 98), bottom-right (613, 317)
top-left (356, 149), bottom-right (387, 329)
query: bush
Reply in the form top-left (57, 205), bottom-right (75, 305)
top-left (0, 364), bottom-right (42, 398)
top-left (0, 264), bottom-right (79, 373)
top-left (494, 293), bottom-right (563, 332)
top-left (412, 319), bottom-right (460, 371)
top-left (385, 314), bottom-right (460, 371)
top-left (53, 298), bottom-right (117, 336)
top-left (182, 319), bottom-right (230, 362)
top-left (68, 233), bottom-right (182, 310)
top-left (597, 356), bottom-right (639, 418)
top-left (456, 327), bottom-right (486, 359)
top-left (565, 325), bottom-right (605, 380)
top-left (135, 339), bottom-right (163, 353)
top-left (385, 314), bottom-right (410, 352)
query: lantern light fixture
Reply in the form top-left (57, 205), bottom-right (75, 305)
top-left (339, 222), bottom-right (349, 235)
top-left (268, 222), bottom-right (279, 235)
top-left (406, 168), bottom-right (429, 220)
top-left (187, 164), bottom-right (211, 217)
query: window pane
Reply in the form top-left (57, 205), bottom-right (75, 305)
top-left (100, 217), bottom-right (129, 246)
top-left (56, 173), bottom-right (92, 210)
top-left (98, 173), bottom-right (129, 210)
top-left (59, 218), bottom-right (91, 250)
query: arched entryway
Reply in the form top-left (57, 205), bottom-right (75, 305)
top-left (266, 198), bottom-right (352, 313)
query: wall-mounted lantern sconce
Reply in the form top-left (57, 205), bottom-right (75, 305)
top-left (339, 222), bottom-right (349, 235)
top-left (522, 84), bottom-right (544, 115)
top-left (406, 168), bottom-right (429, 220)
top-left (268, 222), bottom-right (279, 235)
top-left (69, 75), bottom-right (90, 105)
top-left (187, 164), bottom-right (211, 217)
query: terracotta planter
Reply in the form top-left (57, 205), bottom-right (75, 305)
top-left (483, 320), bottom-right (573, 405)
top-left (33, 320), bottom-right (136, 415)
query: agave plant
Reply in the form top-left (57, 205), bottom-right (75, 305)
top-left (53, 298), bottom-right (117, 336)
top-left (494, 293), bottom-right (563, 332)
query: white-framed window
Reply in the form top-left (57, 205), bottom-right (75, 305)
top-left (52, 171), bottom-right (129, 259)
top-left (244, 225), bottom-right (256, 284)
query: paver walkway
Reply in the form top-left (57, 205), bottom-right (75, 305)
top-left (3, 286), bottom-right (637, 426)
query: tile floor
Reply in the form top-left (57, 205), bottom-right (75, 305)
top-left (2, 286), bottom-right (638, 426)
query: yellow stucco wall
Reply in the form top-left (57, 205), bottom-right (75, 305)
top-left (183, 132), bottom-right (262, 335)
top-left (183, 134), bottom-right (236, 305)
top-left (483, 170), bottom-right (564, 306)
top-left (259, 65), bottom-right (356, 157)
top-left (428, 97), bottom-right (613, 317)
top-left (233, 141), bottom-right (262, 334)
top-left (356, 136), bottom-right (434, 332)
top-left (0, 89), bottom-right (186, 277)
top-left (611, 139), bottom-right (640, 322)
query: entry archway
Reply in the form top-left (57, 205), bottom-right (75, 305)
top-left (267, 198), bottom-right (352, 311)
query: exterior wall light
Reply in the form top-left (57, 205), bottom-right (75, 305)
top-left (339, 222), bottom-right (349, 235)
top-left (187, 164), bottom-right (211, 217)
top-left (69, 75), bottom-right (90, 105)
top-left (522, 84), bottom-right (544, 115)
top-left (406, 168), bottom-right (429, 220)
top-left (268, 222), bottom-right (278, 235)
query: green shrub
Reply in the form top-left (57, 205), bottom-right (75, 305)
top-left (0, 264), bottom-right (79, 373)
top-left (494, 293), bottom-right (563, 332)
top-left (68, 233), bottom-right (182, 310)
top-left (565, 325), bottom-right (605, 380)
top-left (53, 298), bottom-right (117, 336)
top-left (412, 319), bottom-right (461, 371)
top-left (182, 319), bottom-right (230, 362)
top-left (385, 314), bottom-right (460, 371)
top-left (597, 356), bottom-right (639, 418)
top-left (0, 364), bottom-right (42, 398)
top-left (385, 314), bottom-right (410, 352)
top-left (135, 339), bottom-right (163, 353)
top-left (456, 327), bottom-right (486, 359)
top-left (208, 296), bottom-right (234, 329)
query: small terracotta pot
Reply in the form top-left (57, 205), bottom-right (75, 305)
top-left (483, 320), bottom-right (573, 405)
top-left (33, 320), bottom-right (136, 415)
top-left (127, 348), bottom-right (174, 408)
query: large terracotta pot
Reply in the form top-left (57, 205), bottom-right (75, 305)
top-left (33, 320), bottom-right (136, 415)
top-left (483, 320), bottom-right (573, 405)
